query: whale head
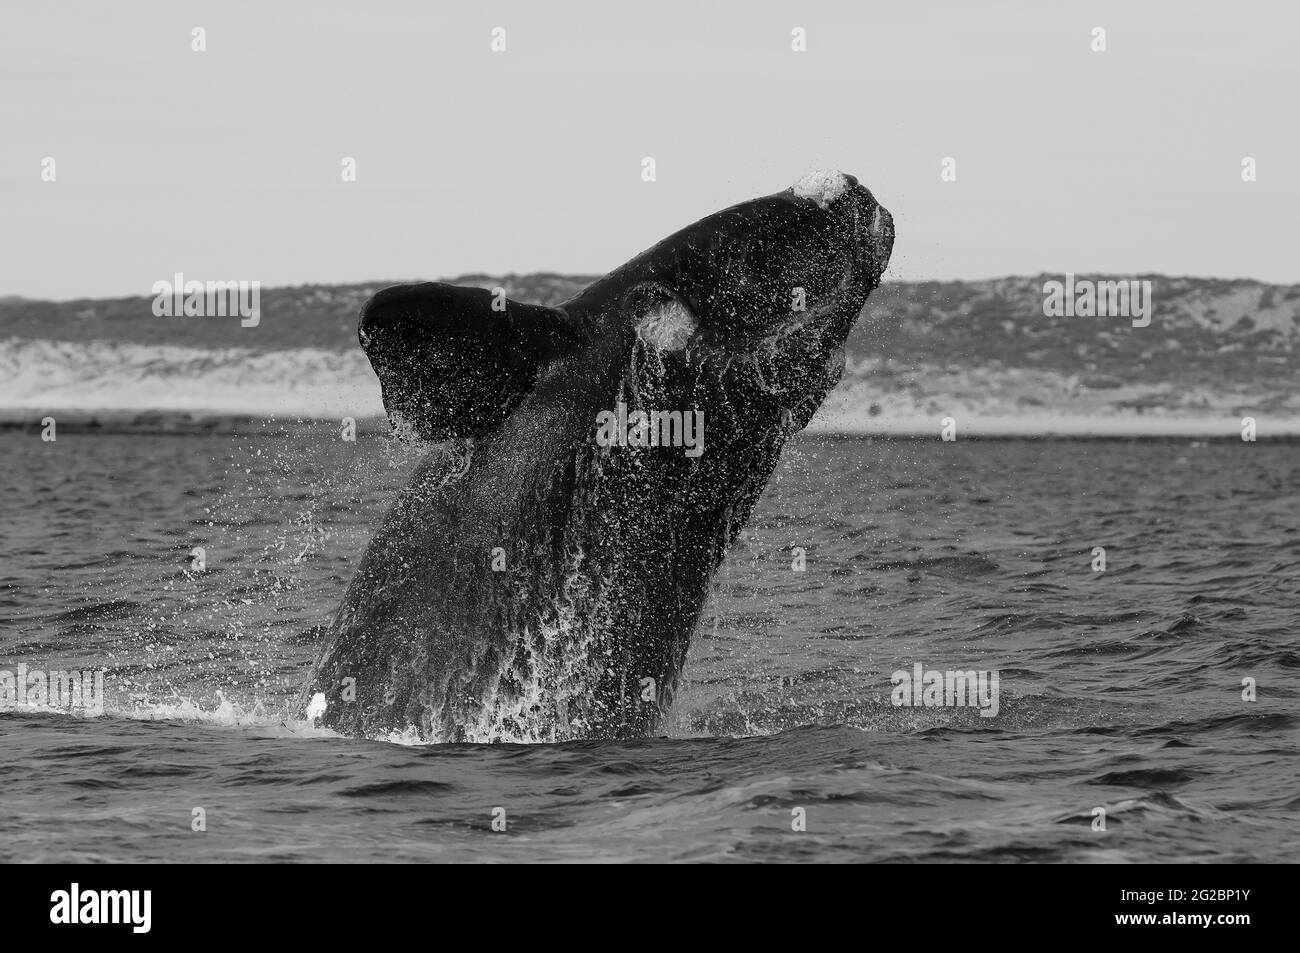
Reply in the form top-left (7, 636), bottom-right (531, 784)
top-left (578, 169), bottom-right (894, 444)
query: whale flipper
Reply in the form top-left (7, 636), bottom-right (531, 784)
top-left (359, 282), bottom-right (582, 440)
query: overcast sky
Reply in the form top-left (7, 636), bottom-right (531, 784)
top-left (1, 0), bottom-right (1296, 299)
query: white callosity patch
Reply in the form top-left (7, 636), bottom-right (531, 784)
top-left (636, 298), bottom-right (697, 351)
top-left (792, 169), bottom-right (850, 209)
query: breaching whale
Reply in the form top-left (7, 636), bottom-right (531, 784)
top-left (300, 170), bottom-right (894, 741)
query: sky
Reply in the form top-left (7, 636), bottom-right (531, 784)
top-left (1, 0), bottom-right (1297, 299)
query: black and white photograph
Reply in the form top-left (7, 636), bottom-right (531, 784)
top-left (0, 0), bottom-right (1294, 901)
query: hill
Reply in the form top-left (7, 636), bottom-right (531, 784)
top-left (2, 275), bottom-right (1296, 435)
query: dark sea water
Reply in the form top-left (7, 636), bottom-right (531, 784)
top-left (2, 430), bottom-right (1297, 863)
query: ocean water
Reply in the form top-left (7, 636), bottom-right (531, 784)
top-left (1, 430), bottom-right (1297, 863)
